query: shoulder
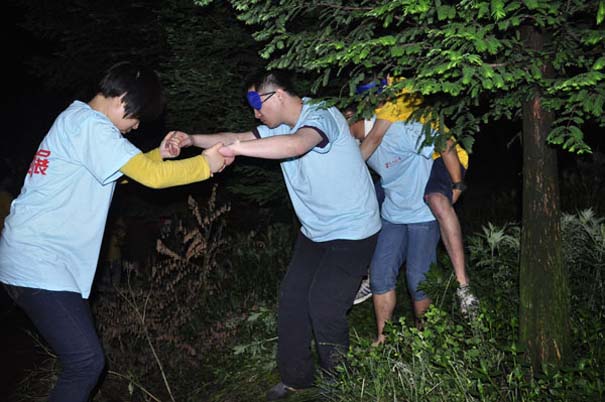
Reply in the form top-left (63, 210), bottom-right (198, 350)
top-left (300, 100), bottom-right (343, 126)
top-left (63, 101), bottom-right (117, 137)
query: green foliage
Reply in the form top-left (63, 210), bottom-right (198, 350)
top-left (319, 210), bottom-right (605, 402)
top-left (15, 209), bottom-right (605, 401)
top-left (202, 222), bottom-right (296, 401)
top-left (93, 188), bottom-right (232, 400)
top-left (91, 188), bottom-right (297, 400)
top-left (158, 0), bottom-right (294, 211)
top-left (325, 309), bottom-right (512, 402)
top-left (218, 0), bottom-right (605, 155)
top-left (226, 222), bottom-right (294, 302)
top-left (561, 209), bottom-right (605, 316)
top-left (226, 162), bottom-right (289, 207)
top-left (158, 0), bottom-right (262, 132)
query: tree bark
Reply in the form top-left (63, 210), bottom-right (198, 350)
top-left (519, 25), bottom-right (570, 371)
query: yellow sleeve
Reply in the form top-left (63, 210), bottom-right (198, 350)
top-left (377, 96), bottom-right (468, 166)
top-left (120, 151), bottom-right (212, 189)
top-left (432, 144), bottom-right (469, 169)
top-left (118, 148), bottom-right (164, 184)
top-left (375, 98), bottom-right (420, 122)
top-left (374, 81), bottom-right (470, 168)
top-left (144, 147), bottom-right (164, 162)
top-left (375, 100), bottom-right (407, 122)
top-left (375, 87), bottom-right (425, 123)
top-left (455, 145), bottom-right (469, 169)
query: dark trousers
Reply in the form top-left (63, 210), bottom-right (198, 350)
top-left (277, 232), bottom-right (378, 388)
top-left (3, 284), bottom-right (105, 402)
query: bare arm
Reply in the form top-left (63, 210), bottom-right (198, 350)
top-left (359, 119), bottom-right (392, 160)
top-left (439, 139), bottom-right (464, 203)
top-left (187, 131), bottom-right (257, 148)
top-left (220, 127), bottom-right (324, 159)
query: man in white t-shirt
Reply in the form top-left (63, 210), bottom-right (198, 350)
top-left (175, 70), bottom-right (381, 400)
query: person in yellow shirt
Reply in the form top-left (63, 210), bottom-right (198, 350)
top-left (353, 78), bottom-right (478, 318)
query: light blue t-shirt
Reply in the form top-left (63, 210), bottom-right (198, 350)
top-left (0, 101), bottom-right (141, 298)
top-left (254, 98), bottom-right (381, 242)
top-left (367, 120), bottom-right (436, 224)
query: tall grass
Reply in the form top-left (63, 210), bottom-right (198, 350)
top-left (11, 196), bottom-right (605, 402)
top-left (316, 210), bottom-right (605, 402)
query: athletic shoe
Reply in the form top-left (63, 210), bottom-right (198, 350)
top-left (353, 277), bottom-right (372, 305)
top-left (267, 382), bottom-right (299, 400)
top-left (456, 285), bottom-right (479, 318)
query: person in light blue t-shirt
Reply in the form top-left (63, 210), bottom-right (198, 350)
top-left (174, 70), bottom-right (381, 400)
top-left (350, 116), bottom-right (442, 344)
top-left (0, 61), bottom-right (228, 402)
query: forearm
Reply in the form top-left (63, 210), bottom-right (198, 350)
top-left (360, 119), bottom-right (391, 160)
top-left (440, 141), bottom-right (463, 183)
top-left (191, 132), bottom-right (254, 148)
top-left (229, 129), bottom-right (322, 159)
top-left (120, 152), bottom-right (211, 189)
top-left (360, 135), bottom-right (382, 160)
top-left (230, 137), bottom-right (305, 159)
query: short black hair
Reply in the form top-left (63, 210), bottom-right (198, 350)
top-left (245, 70), bottom-right (298, 97)
top-left (98, 61), bottom-right (165, 122)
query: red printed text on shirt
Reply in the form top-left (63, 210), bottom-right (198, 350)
top-left (28, 149), bottom-right (51, 176)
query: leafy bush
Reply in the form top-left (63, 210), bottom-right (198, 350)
top-left (326, 308), bottom-right (511, 402)
top-left (15, 204), bottom-right (604, 402)
top-left (92, 185), bottom-right (295, 401)
top-left (92, 187), bottom-right (231, 400)
top-left (320, 210), bottom-right (604, 402)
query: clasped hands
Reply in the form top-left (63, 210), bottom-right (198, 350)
top-left (159, 131), bottom-right (236, 174)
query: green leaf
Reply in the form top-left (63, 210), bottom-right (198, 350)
top-left (391, 46), bottom-right (405, 57)
top-left (593, 56), bottom-right (605, 71)
top-left (598, 1), bottom-right (605, 25)
top-left (462, 66), bottom-right (475, 85)
top-left (491, 0), bottom-right (506, 20)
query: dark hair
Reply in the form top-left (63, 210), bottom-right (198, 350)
top-left (98, 61), bottom-right (165, 122)
top-left (245, 70), bottom-right (298, 96)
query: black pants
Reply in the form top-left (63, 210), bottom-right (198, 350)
top-left (277, 231), bottom-right (378, 388)
top-left (3, 284), bottom-right (105, 402)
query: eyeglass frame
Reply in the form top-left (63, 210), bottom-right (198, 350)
top-left (246, 90), bottom-right (277, 110)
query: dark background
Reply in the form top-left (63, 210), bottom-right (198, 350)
top-left (1, 1), bottom-right (603, 399)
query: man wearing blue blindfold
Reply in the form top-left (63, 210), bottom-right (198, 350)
top-left (172, 70), bottom-right (381, 400)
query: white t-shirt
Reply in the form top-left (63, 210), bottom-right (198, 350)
top-left (367, 120), bottom-right (436, 224)
top-left (0, 101), bottom-right (141, 298)
top-left (254, 98), bottom-right (381, 242)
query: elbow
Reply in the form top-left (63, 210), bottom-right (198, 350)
top-left (145, 183), bottom-right (165, 190)
top-left (293, 143), bottom-right (311, 157)
top-left (287, 141), bottom-right (312, 157)
top-left (365, 135), bottom-right (381, 148)
top-left (136, 178), bottom-right (170, 189)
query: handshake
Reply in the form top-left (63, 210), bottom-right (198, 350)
top-left (159, 130), bottom-right (236, 174)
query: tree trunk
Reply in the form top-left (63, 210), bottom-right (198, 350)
top-left (519, 25), bottom-right (570, 371)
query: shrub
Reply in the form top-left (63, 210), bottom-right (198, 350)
top-left (321, 210), bottom-right (604, 402)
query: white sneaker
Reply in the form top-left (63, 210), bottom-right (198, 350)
top-left (353, 277), bottom-right (372, 305)
top-left (456, 285), bottom-right (479, 318)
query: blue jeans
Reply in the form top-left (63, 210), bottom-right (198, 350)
top-left (277, 231), bottom-right (378, 388)
top-left (3, 284), bottom-right (105, 402)
top-left (370, 219), bottom-right (440, 301)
